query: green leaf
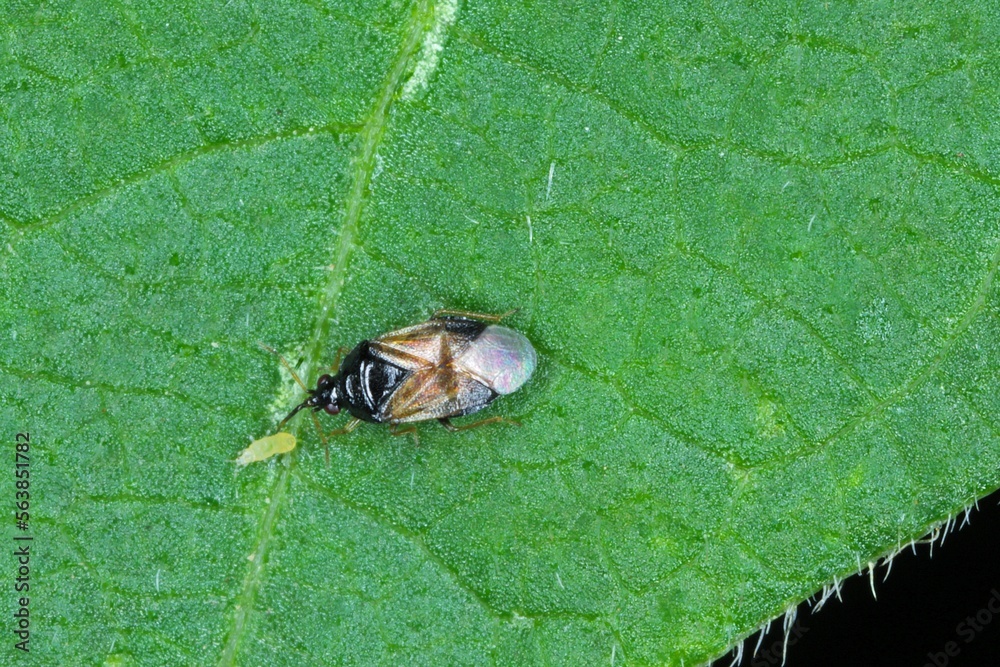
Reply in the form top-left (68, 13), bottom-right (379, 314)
top-left (3, 1), bottom-right (1000, 665)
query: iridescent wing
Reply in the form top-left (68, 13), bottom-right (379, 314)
top-left (379, 366), bottom-right (495, 423)
top-left (452, 325), bottom-right (537, 395)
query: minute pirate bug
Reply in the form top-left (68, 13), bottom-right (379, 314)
top-left (264, 309), bottom-right (536, 458)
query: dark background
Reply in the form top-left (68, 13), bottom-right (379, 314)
top-left (711, 488), bottom-right (1000, 667)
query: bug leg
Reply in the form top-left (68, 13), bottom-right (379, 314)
top-left (432, 308), bottom-right (519, 323)
top-left (312, 417), bottom-right (361, 465)
top-left (309, 412), bottom-right (330, 465)
top-left (328, 418), bottom-right (362, 437)
top-left (389, 422), bottom-right (420, 446)
top-left (258, 342), bottom-right (309, 391)
top-left (327, 346), bottom-right (350, 373)
top-left (438, 416), bottom-right (521, 432)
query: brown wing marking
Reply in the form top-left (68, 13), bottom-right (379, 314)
top-left (370, 320), bottom-right (476, 370)
top-left (380, 366), bottom-right (493, 423)
top-left (367, 340), bottom-right (435, 372)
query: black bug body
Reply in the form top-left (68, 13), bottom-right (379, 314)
top-left (278, 311), bottom-right (536, 435)
top-left (334, 341), bottom-right (412, 423)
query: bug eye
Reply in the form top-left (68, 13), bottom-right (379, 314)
top-left (324, 403), bottom-right (340, 415)
top-left (317, 374), bottom-right (332, 390)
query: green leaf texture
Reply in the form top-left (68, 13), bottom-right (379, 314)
top-left (3, 1), bottom-right (1000, 665)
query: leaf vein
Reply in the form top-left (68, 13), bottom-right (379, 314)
top-left (216, 2), bottom-right (439, 663)
top-left (675, 241), bottom-right (883, 405)
top-left (762, 237), bottom-right (1000, 468)
top-left (294, 469), bottom-right (504, 620)
top-left (5, 123), bottom-right (356, 250)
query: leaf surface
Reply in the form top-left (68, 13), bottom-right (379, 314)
top-left (3, 1), bottom-right (1000, 665)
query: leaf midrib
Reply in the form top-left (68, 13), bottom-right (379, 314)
top-left (215, 1), bottom-right (437, 664)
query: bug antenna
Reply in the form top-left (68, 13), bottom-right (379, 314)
top-left (258, 342), bottom-right (310, 391)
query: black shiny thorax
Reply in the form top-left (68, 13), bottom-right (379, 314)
top-left (335, 341), bottom-right (409, 423)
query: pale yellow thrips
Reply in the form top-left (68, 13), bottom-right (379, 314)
top-left (236, 432), bottom-right (297, 466)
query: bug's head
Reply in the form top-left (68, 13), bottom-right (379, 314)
top-left (277, 374), bottom-right (341, 430)
top-left (312, 373), bottom-right (341, 415)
